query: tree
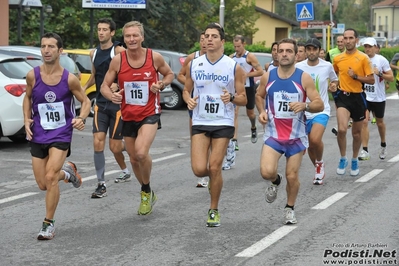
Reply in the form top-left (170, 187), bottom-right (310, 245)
top-left (195, 0), bottom-right (260, 42)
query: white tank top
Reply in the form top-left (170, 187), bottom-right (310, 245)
top-left (232, 51), bottom-right (253, 87)
top-left (190, 54), bottom-right (237, 126)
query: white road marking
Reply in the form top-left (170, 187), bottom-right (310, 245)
top-left (235, 226), bottom-right (297, 257)
top-left (388, 154), bottom-right (399, 163)
top-left (0, 192), bottom-right (39, 205)
top-left (311, 192), bottom-right (348, 210)
top-left (82, 170), bottom-right (120, 182)
top-left (153, 153), bottom-right (185, 162)
top-left (355, 169), bottom-right (383, 183)
top-left (1, 153), bottom-right (186, 204)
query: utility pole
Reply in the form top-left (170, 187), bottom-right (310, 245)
top-left (219, 0), bottom-right (225, 28)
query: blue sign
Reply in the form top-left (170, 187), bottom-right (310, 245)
top-left (82, 0), bottom-right (146, 9)
top-left (296, 2), bottom-right (314, 21)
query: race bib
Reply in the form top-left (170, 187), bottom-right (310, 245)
top-left (273, 92), bottom-right (298, 119)
top-left (363, 84), bottom-right (376, 98)
top-left (124, 81), bottom-right (149, 106)
top-left (198, 94), bottom-right (225, 119)
top-left (38, 101), bottom-right (66, 130)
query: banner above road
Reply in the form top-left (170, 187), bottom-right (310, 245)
top-left (82, 0), bottom-right (146, 9)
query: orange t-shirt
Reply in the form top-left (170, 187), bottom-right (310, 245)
top-left (333, 50), bottom-right (373, 93)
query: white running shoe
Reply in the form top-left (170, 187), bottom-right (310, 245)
top-left (313, 162), bottom-right (325, 185)
top-left (196, 177), bottom-right (208, 188)
top-left (379, 147), bottom-right (387, 160)
top-left (358, 150), bottom-right (370, 160)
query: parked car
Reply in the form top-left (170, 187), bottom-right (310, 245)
top-left (0, 54), bottom-right (34, 142)
top-left (252, 52), bottom-right (272, 85)
top-left (374, 37), bottom-right (387, 47)
top-left (153, 49), bottom-right (187, 110)
top-left (0, 46), bottom-right (82, 112)
top-left (63, 49), bottom-right (97, 116)
top-left (64, 48), bottom-right (173, 115)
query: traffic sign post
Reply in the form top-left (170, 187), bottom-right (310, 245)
top-left (296, 2), bottom-right (314, 21)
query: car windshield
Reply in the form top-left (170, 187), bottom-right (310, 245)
top-left (254, 54), bottom-right (272, 69)
top-left (0, 59), bottom-right (32, 79)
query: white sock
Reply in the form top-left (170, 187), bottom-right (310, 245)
top-left (63, 170), bottom-right (70, 180)
top-left (122, 168), bottom-right (130, 174)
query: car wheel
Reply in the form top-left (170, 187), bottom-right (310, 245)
top-left (8, 134), bottom-right (28, 143)
top-left (88, 93), bottom-right (96, 117)
top-left (164, 86), bottom-right (183, 110)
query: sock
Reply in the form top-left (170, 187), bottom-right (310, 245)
top-left (94, 151), bottom-right (105, 182)
top-left (63, 171), bottom-right (70, 180)
top-left (285, 204), bottom-right (294, 210)
top-left (272, 174), bottom-right (281, 186)
top-left (316, 159), bottom-right (323, 163)
top-left (363, 147), bottom-right (368, 152)
top-left (44, 218), bottom-right (54, 224)
top-left (122, 168), bottom-right (130, 174)
top-left (141, 183), bottom-right (151, 193)
top-left (381, 142), bottom-right (386, 147)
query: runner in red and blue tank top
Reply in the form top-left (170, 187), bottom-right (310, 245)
top-left (255, 38), bottom-right (324, 225)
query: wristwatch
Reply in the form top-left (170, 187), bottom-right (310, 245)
top-left (352, 74), bottom-right (358, 80)
top-left (378, 71), bottom-right (383, 78)
top-left (305, 103), bottom-right (310, 112)
top-left (229, 93), bottom-right (235, 102)
top-left (76, 116), bottom-right (86, 124)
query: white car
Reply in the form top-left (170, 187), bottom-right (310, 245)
top-left (0, 46), bottom-right (82, 112)
top-left (0, 54), bottom-right (32, 142)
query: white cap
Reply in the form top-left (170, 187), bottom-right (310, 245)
top-left (363, 37), bottom-right (377, 46)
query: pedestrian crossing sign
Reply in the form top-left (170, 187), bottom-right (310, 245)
top-left (296, 2), bottom-right (314, 21)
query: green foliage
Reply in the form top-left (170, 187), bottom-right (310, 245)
top-left (188, 41), bottom-right (270, 56)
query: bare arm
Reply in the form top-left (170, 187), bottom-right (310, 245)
top-left (247, 53), bottom-right (264, 77)
top-left (182, 61), bottom-right (197, 110)
top-left (68, 74), bottom-right (90, 130)
top-left (23, 70), bottom-right (35, 141)
top-left (153, 52), bottom-right (174, 92)
top-left (230, 64), bottom-right (247, 106)
top-left (82, 49), bottom-right (96, 91)
top-left (255, 72), bottom-right (269, 125)
top-left (177, 53), bottom-right (194, 85)
top-left (100, 54), bottom-right (121, 102)
top-left (289, 73), bottom-right (324, 113)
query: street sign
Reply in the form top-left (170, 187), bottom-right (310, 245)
top-left (300, 21), bottom-right (337, 29)
top-left (332, 24), bottom-right (345, 34)
top-left (82, 0), bottom-right (146, 9)
top-left (296, 2), bottom-right (314, 21)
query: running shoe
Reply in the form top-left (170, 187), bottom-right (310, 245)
top-left (115, 172), bottom-right (131, 183)
top-left (371, 117), bottom-right (376, 125)
top-left (206, 209), bottom-right (220, 227)
top-left (251, 127), bottom-right (258, 143)
top-left (283, 208), bottom-right (297, 225)
top-left (379, 147), bottom-right (387, 160)
top-left (222, 159), bottom-right (235, 170)
top-left (196, 177), bottom-right (208, 188)
top-left (265, 174), bottom-right (281, 203)
top-left (336, 157), bottom-right (348, 175)
top-left (62, 161), bottom-right (82, 188)
top-left (232, 139), bottom-right (239, 151)
top-left (331, 127), bottom-right (338, 136)
top-left (138, 190), bottom-right (157, 215)
top-left (350, 159), bottom-right (359, 176)
top-left (37, 221), bottom-right (55, 240)
top-left (91, 183), bottom-right (107, 198)
top-left (358, 150), bottom-right (370, 161)
top-left (313, 162), bottom-right (325, 185)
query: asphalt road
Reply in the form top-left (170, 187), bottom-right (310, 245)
top-left (1, 96), bottom-right (399, 266)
